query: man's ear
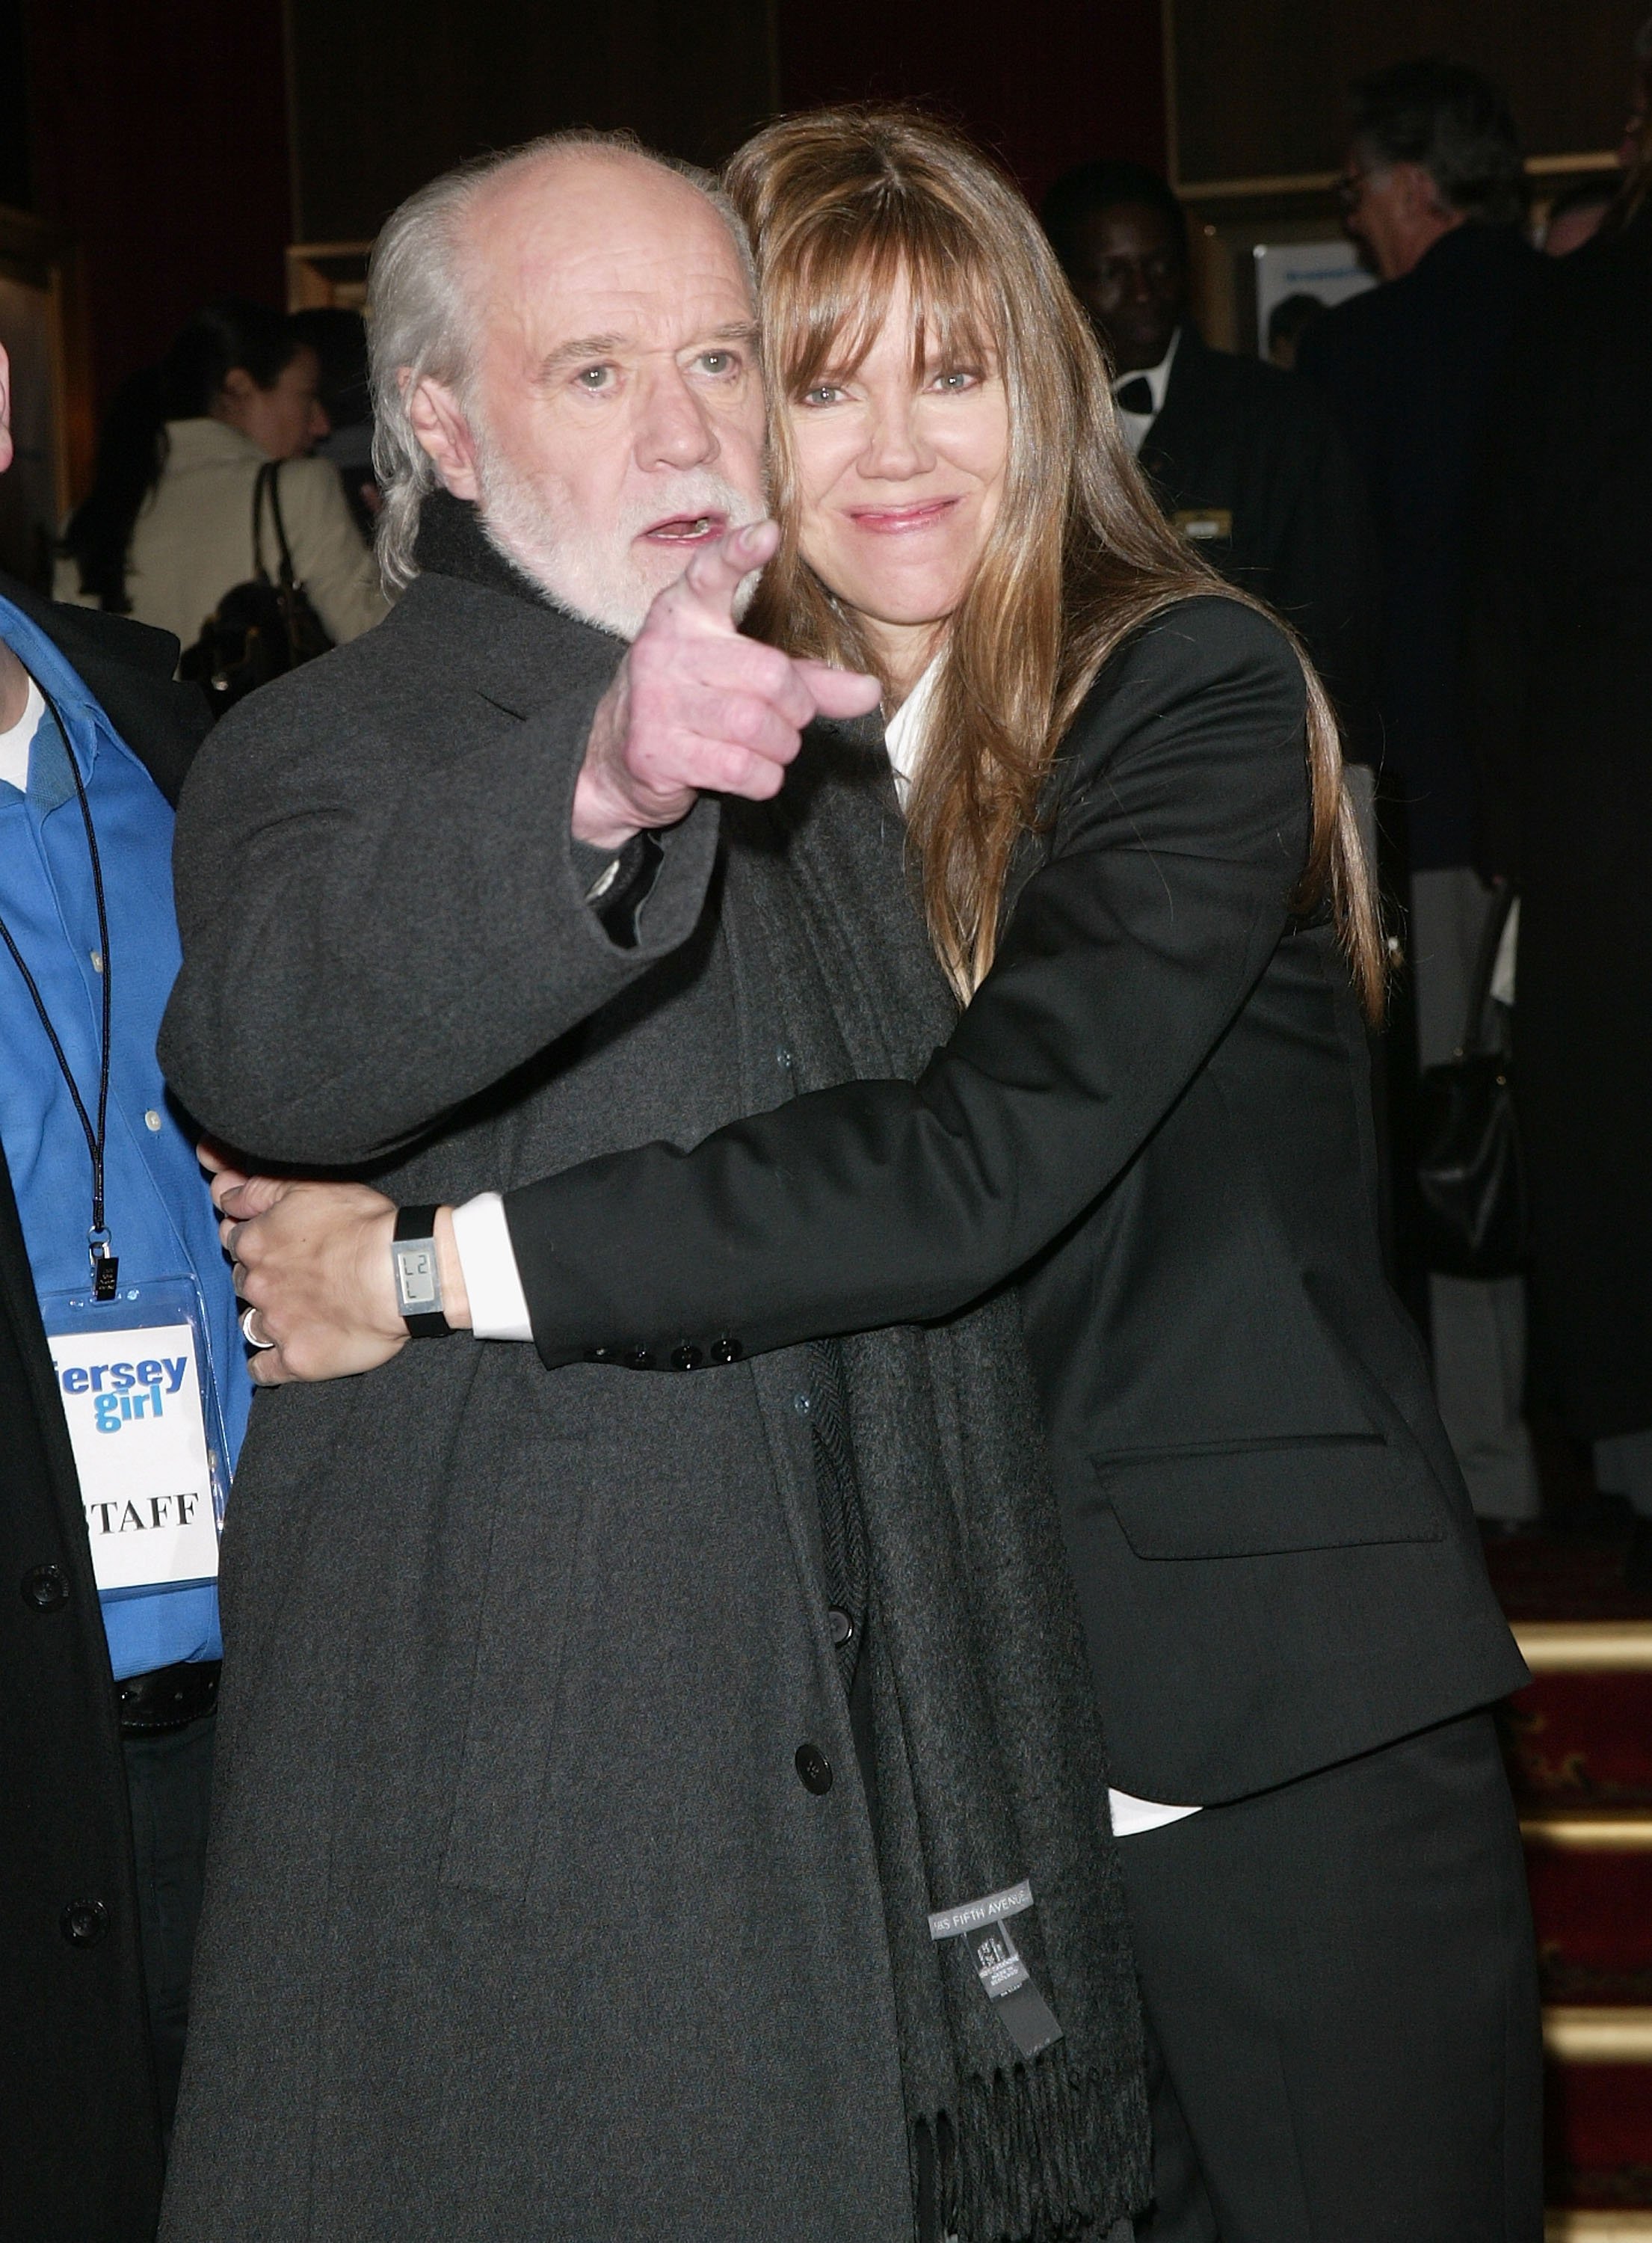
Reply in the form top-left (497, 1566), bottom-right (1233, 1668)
top-left (1394, 161), bottom-right (1449, 227)
top-left (406, 373), bottom-right (481, 501)
top-left (0, 342), bottom-right (13, 477)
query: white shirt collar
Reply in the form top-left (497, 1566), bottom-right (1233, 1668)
top-left (0, 673), bottom-right (44, 795)
top-left (883, 653), bottom-right (943, 806)
top-left (1112, 325), bottom-right (1182, 456)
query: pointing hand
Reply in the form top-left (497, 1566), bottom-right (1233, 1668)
top-left (572, 519), bottom-right (883, 851)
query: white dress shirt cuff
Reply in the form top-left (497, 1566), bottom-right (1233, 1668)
top-left (1107, 1788), bottom-right (1203, 1838)
top-left (449, 1192), bottom-right (534, 1342)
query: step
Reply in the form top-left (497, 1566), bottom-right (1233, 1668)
top-left (1516, 1622), bottom-right (1652, 1673)
top-left (1547, 2007), bottom-right (1652, 2061)
top-left (1548, 2217), bottom-right (1652, 2239)
top-left (1526, 1812), bottom-right (1652, 1850)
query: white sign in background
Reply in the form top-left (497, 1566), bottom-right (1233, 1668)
top-left (47, 1320), bottom-right (221, 1593)
top-left (1252, 239), bottom-right (1376, 360)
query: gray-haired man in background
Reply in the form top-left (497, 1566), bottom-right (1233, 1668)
top-left (1298, 60), bottom-right (1541, 1525)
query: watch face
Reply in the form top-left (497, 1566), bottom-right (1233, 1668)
top-left (394, 1241), bottom-right (440, 1316)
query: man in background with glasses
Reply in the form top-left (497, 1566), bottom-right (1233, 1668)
top-left (1300, 58), bottom-right (1541, 1527)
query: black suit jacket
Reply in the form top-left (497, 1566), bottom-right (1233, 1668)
top-left (1139, 327), bottom-right (1378, 759)
top-left (0, 576), bottom-right (210, 2242)
top-left (1297, 224), bottom-right (1540, 870)
top-left (1465, 214), bottom-right (1652, 1438)
top-left (504, 597), bottom-right (1525, 1801)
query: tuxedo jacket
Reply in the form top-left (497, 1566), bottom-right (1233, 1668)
top-left (505, 596), bottom-right (1526, 1803)
top-left (0, 574), bottom-right (212, 2242)
top-left (1139, 326), bottom-right (1378, 760)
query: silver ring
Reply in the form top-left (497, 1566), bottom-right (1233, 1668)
top-left (240, 1305), bottom-right (275, 1351)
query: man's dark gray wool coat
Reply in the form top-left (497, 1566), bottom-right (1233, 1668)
top-left (155, 573), bottom-right (921, 2243)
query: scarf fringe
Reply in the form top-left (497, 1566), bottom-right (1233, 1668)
top-left (925, 2049), bottom-right (1150, 2243)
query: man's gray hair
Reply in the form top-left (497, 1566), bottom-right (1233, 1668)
top-left (1350, 57), bottom-right (1527, 227)
top-left (368, 129), bottom-right (755, 592)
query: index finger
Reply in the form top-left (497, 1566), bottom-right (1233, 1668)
top-left (655, 518), bottom-right (779, 633)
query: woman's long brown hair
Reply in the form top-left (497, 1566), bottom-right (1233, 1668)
top-left (727, 106), bottom-right (1384, 1015)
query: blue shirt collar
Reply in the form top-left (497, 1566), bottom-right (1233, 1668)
top-left (0, 594), bottom-right (117, 790)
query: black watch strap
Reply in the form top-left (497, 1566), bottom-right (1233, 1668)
top-left (392, 1203), bottom-right (452, 1337)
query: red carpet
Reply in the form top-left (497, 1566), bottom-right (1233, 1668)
top-left (1507, 1676), bottom-right (1652, 1807)
top-left (1547, 2068), bottom-right (1652, 2209)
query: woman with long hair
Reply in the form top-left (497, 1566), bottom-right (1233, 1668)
top-left (58, 297), bottom-right (385, 654)
top-left (216, 111), bottom-right (1538, 2237)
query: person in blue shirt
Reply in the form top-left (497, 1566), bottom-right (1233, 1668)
top-left (0, 340), bottom-right (247, 2241)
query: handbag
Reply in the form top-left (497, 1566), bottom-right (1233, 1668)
top-left (1414, 878), bottom-right (1529, 1279)
top-left (180, 460), bottom-right (333, 717)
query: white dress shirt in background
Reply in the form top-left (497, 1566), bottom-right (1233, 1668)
top-left (1112, 326), bottom-right (1181, 458)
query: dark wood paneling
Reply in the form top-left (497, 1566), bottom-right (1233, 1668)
top-left (23, 0), bottom-right (290, 412)
top-left (0, 1), bottom-right (29, 210)
top-left (1171, 0), bottom-right (1645, 186)
top-left (781, 0), bottom-right (1165, 205)
top-left (288, 0), bottom-right (777, 243)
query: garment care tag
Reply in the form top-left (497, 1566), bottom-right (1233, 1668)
top-left (44, 1298), bottom-right (221, 1594)
top-left (928, 1878), bottom-right (1064, 2061)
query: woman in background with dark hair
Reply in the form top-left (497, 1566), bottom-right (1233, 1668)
top-left (57, 297), bottom-right (385, 655)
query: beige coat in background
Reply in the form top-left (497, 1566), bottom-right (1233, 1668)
top-left (55, 417), bottom-right (389, 656)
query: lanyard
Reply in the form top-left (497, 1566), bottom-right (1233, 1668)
top-left (0, 686), bottom-right (120, 1298)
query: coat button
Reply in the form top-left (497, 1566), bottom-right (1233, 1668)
top-left (620, 1347), bottom-right (654, 1370)
top-left (22, 1563), bottom-right (68, 1612)
top-left (827, 1607), bottom-right (854, 1649)
top-left (584, 1345), bottom-right (615, 1364)
top-left (670, 1344), bottom-right (703, 1372)
top-left (795, 1742), bottom-right (833, 1795)
top-left (709, 1336), bottom-right (742, 1364)
top-left (60, 1898), bottom-right (108, 1948)
top-left (776, 1047), bottom-right (793, 1071)
top-left (792, 1393), bottom-right (812, 1418)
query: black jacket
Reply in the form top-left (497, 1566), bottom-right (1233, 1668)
top-left (1139, 326), bottom-right (1377, 757)
top-left (502, 598), bottom-right (1526, 1802)
top-left (0, 576), bottom-right (211, 2242)
top-left (1298, 224), bottom-right (1540, 870)
top-left (1465, 212), bottom-right (1652, 1437)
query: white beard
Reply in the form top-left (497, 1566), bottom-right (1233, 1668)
top-left (471, 425), bottom-right (764, 641)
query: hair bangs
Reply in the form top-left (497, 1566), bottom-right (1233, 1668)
top-left (775, 200), bottom-right (1002, 399)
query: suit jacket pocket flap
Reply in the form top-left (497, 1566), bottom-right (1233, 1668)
top-left (1094, 1436), bottom-right (1445, 1559)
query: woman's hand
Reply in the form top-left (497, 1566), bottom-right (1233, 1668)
top-left (206, 1156), bottom-right (468, 1385)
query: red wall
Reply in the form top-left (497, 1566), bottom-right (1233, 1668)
top-left (779, 0), bottom-right (1167, 207)
top-left (24, 0), bottom-right (292, 412)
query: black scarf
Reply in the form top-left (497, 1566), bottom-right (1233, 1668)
top-left (416, 494), bottom-right (1150, 2242)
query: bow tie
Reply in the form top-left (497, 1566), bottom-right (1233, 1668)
top-left (1114, 375), bottom-right (1156, 416)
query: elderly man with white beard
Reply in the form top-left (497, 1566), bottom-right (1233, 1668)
top-left (155, 131), bottom-right (1149, 2243)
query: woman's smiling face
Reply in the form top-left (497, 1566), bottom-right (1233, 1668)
top-left (784, 277), bottom-right (1010, 687)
